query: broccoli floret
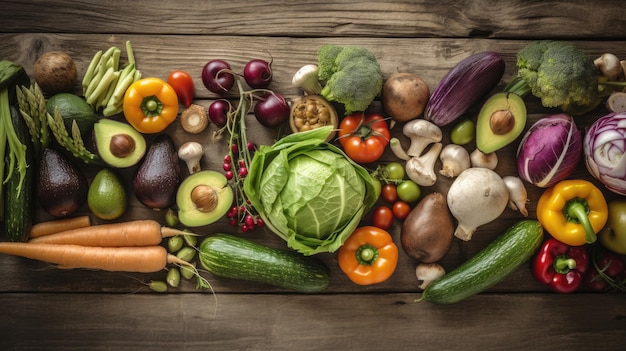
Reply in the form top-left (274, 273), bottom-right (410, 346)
top-left (317, 45), bottom-right (344, 81)
top-left (511, 40), bottom-right (599, 111)
top-left (316, 45), bottom-right (383, 115)
top-left (333, 46), bottom-right (378, 72)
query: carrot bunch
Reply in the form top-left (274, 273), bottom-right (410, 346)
top-left (0, 219), bottom-right (194, 273)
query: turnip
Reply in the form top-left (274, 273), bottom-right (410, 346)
top-left (446, 167), bottom-right (509, 241)
top-left (243, 58), bottom-right (273, 89)
top-left (208, 99), bottom-right (231, 128)
top-left (201, 59), bottom-right (234, 94)
top-left (254, 92), bottom-right (289, 128)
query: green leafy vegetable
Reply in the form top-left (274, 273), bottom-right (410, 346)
top-left (243, 126), bottom-right (378, 255)
top-left (506, 40), bottom-right (603, 114)
top-left (0, 60), bottom-right (30, 220)
top-left (317, 45), bottom-right (383, 115)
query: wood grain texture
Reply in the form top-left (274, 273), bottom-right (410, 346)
top-left (1, 0), bottom-right (625, 39)
top-left (1, 293), bottom-right (624, 351)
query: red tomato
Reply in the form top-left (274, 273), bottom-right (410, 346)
top-left (381, 184), bottom-right (398, 203)
top-left (372, 205), bottom-right (394, 230)
top-left (338, 113), bottom-right (390, 164)
top-left (167, 70), bottom-right (195, 108)
top-left (392, 201), bottom-right (411, 220)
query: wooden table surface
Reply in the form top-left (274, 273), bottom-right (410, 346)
top-left (1, 1), bottom-right (626, 350)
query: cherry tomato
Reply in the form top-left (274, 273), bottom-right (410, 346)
top-left (372, 206), bottom-right (394, 230)
top-left (381, 184), bottom-right (398, 203)
top-left (392, 201), bottom-right (411, 220)
top-left (167, 70), bottom-right (195, 108)
top-left (338, 113), bottom-right (390, 164)
top-left (384, 162), bottom-right (405, 181)
top-left (397, 180), bottom-right (421, 203)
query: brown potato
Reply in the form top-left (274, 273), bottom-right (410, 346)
top-left (400, 192), bottom-right (454, 263)
top-left (381, 72), bottom-right (430, 122)
top-left (33, 51), bottom-right (77, 95)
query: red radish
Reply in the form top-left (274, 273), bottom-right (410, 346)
top-left (208, 99), bottom-right (231, 127)
top-left (254, 92), bottom-right (289, 128)
top-left (243, 59), bottom-right (273, 89)
top-left (201, 59), bottom-right (234, 94)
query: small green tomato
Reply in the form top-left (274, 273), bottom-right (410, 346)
top-left (384, 162), bottom-right (406, 181)
top-left (397, 180), bottom-right (421, 203)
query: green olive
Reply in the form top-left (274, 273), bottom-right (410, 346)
top-left (450, 119), bottom-right (476, 145)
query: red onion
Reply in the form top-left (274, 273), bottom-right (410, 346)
top-left (516, 113), bottom-right (582, 188)
top-left (584, 112), bottom-right (626, 195)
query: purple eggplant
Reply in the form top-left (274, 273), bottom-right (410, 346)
top-left (424, 52), bottom-right (505, 126)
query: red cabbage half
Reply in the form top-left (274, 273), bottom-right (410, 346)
top-left (516, 113), bottom-right (582, 188)
top-left (584, 112), bottom-right (626, 195)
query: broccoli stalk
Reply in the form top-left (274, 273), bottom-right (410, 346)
top-left (316, 45), bottom-right (383, 115)
top-left (504, 40), bottom-right (625, 115)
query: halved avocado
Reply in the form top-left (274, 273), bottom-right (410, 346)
top-left (94, 118), bottom-right (146, 168)
top-left (476, 92), bottom-right (527, 154)
top-left (176, 171), bottom-right (233, 227)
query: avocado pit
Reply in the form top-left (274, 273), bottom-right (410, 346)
top-left (489, 109), bottom-right (515, 135)
top-left (109, 133), bottom-right (136, 158)
top-left (191, 184), bottom-right (218, 213)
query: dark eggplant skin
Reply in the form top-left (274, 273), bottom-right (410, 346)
top-left (400, 192), bottom-right (454, 263)
top-left (132, 134), bottom-right (182, 210)
top-left (424, 51), bottom-right (505, 126)
top-left (37, 147), bottom-right (88, 217)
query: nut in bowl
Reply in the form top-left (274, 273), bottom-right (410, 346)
top-left (289, 95), bottom-right (338, 142)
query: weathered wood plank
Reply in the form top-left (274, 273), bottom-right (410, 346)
top-left (3, 33), bottom-right (626, 101)
top-left (1, 293), bottom-right (624, 351)
top-left (1, 0), bottom-right (625, 40)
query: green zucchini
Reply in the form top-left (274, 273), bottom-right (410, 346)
top-left (4, 106), bottom-right (34, 242)
top-left (421, 220), bottom-right (543, 304)
top-left (199, 234), bottom-right (330, 293)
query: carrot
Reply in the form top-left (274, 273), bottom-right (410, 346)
top-left (28, 219), bottom-right (189, 247)
top-left (0, 242), bottom-right (191, 273)
top-left (29, 215), bottom-right (92, 238)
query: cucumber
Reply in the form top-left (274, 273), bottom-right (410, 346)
top-left (4, 106), bottom-right (34, 242)
top-left (199, 234), bottom-right (330, 293)
top-left (421, 220), bottom-right (544, 304)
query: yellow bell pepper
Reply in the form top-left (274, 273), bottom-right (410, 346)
top-left (123, 77), bottom-right (178, 134)
top-left (536, 179), bottom-right (608, 246)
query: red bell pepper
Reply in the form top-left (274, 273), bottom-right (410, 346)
top-left (532, 238), bottom-right (589, 293)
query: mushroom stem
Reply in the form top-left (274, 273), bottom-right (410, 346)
top-left (402, 119), bottom-right (442, 157)
top-left (178, 141), bottom-right (204, 174)
top-left (415, 263), bottom-right (445, 290)
top-left (406, 142), bottom-right (443, 186)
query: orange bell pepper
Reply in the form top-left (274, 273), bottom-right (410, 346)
top-left (123, 77), bottom-right (179, 134)
top-left (338, 226), bottom-right (398, 285)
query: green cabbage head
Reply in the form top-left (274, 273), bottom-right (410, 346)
top-left (243, 126), bottom-right (378, 255)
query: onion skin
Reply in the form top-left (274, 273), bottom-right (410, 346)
top-left (424, 52), bottom-right (505, 126)
top-left (584, 112), bottom-right (626, 195)
top-left (517, 114), bottom-right (582, 188)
